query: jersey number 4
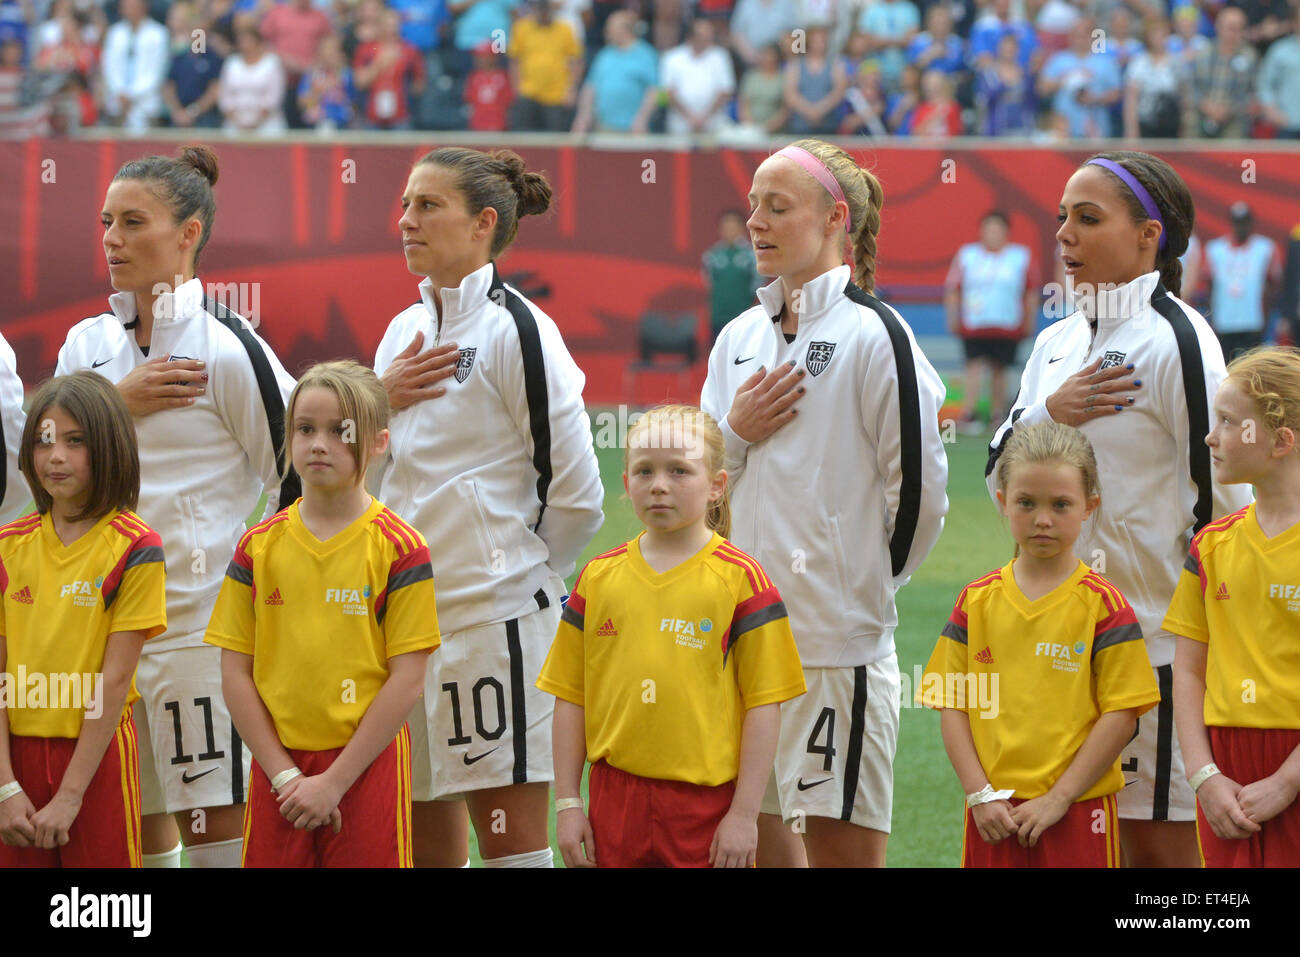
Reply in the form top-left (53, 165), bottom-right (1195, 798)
top-left (808, 707), bottom-right (837, 773)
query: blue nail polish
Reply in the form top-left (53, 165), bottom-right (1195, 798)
top-left (1115, 405), bottom-right (1123, 411)
top-left (1126, 364), bottom-right (1135, 370)
top-left (1133, 379), bottom-right (1142, 387)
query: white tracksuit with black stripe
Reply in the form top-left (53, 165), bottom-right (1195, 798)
top-left (371, 261), bottom-right (604, 635)
top-left (56, 277), bottom-right (299, 653)
top-left (0, 332), bottom-right (29, 524)
top-left (986, 270), bottom-right (1254, 668)
top-left (701, 264), bottom-right (950, 669)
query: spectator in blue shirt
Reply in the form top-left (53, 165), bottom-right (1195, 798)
top-left (968, 0), bottom-right (1039, 71)
top-left (571, 9), bottom-right (657, 132)
top-left (907, 4), bottom-right (967, 75)
top-left (1037, 18), bottom-right (1121, 137)
top-left (390, 0), bottom-right (450, 52)
top-left (858, 0), bottom-right (921, 90)
top-left (451, 0), bottom-right (519, 64)
top-left (162, 2), bottom-right (224, 128)
top-left (976, 32), bottom-right (1036, 134)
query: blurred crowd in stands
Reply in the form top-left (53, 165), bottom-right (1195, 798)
top-left (1, 0), bottom-right (1298, 138)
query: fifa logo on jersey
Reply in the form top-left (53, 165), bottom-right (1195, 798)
top-left (325, 585), bottom-right (372, 616)
top-left (59, 580), bottom-right (100, 608)
top-left (1035, 640), bottom-right (1085, 674)
top-left (661, 618), bottom-right (706, 651)
top-left (1268, 583), bottom-right (1300, 612)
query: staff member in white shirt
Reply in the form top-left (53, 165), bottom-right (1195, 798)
top-left (57, 146), bottom-right (298, 868)
top-left (703, 139), bottom-right (949, 867)
top-left (100, 0), bottom-right (170, 132)
top-left (987, 150), bottom-right (1253, 867)
top-left (374, 146), bottom-right (603, 868)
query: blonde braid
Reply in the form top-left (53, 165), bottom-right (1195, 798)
top-left (787, 138), bottom-right (885, 294)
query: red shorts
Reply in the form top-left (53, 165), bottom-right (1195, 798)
top-left (588, 760), bottom-right (735, 868)
top-left (242, 725), bottom-right (412, 868)
top-left (0, 716), bottom-right (142, 868)
top-left (962, 793), bottom-right (1119, 868)
top-left (1198, 726), bottom-right (1300, 868)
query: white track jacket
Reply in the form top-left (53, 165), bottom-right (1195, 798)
top-left (0, 332), bottom-right (28, 524)
top-left (986, 271), bottom-right (1253, 667)
top-left (57, 277), bottom-right (298, 653)
top-left (702, 265), bottom-right (950, 668)
top-left (373, 262), bottom-right (603, 636)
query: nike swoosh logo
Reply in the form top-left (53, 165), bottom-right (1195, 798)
top-left (463, 747), bottom-right (499, 766)
top-left (734, 355), bottom-right (756, 365)
top-left (91, 358), bottom-right (112, 368)
top-left (1048, 355), bottom-right (1066, 363)
top-left (181, 767), bottom-right (218, 784)
top-left (796, 777), bottom-right (833, 791)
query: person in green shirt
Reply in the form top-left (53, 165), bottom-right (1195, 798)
top-left (704, 210), bottom-right (760, 342)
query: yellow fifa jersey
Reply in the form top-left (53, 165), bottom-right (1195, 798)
top-left (919, 560), bottom-right (1159, 800)
top-left (1163, 505), bottom-right (1300, 729)
top-left (537, 532), bottom-right (805, 787)
top-left (204, 498), bottom-right (440, 751)
top-left (0, 510), bottom-right (166, 738)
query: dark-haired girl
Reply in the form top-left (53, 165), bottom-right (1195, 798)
top-left (987, 150), bottom-right (1253, 867)
top-left (55, 145), bottom-right (298, 868)
top-left (373, 147), bottom-right (603, 868)
top-left (0, 372), bottom-right (166, 867)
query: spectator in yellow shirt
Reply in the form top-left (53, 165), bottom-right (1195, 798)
top-left (508, 0), bottom-right (582, 130)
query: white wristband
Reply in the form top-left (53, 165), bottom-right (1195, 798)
top-left (966, 784), bottom-right (1016, 808)
top-left (554, 797), bottom-right (584, 813)
top-left (0, 780), bottom-right (23, 803)
top-left (1188, 763), bottom-right (1221, 793)
top-left (270, 767), bottom-right (302, 794)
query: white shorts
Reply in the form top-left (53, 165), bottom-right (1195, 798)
top-left (135, 642), bottom-right (251, 816)
top-left (409, 602), bottom-right (557, 802)
top-left (1117, 663), bottom-right (1195, 821)
top-left (760, 656), bottom-right (901, 832)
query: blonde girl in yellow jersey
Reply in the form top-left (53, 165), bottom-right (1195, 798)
top-left (539, 406), bottom-right (804, 867)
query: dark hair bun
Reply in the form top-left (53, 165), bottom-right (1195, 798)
top-left (179, 144), bottom-right (219, 187)
top-left (492, 149), bottom-right (552, 217)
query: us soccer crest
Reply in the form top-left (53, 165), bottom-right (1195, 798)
top-left (806, 341), bottom-right (836, 377)
top-left (1098, 350), bottom-right (1127, 370)
top-left (454, 348), bottom-right (477, 383)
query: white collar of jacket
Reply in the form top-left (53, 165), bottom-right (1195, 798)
top-left (419, 261), bottom-right (498, 329)
top-left (1076, 269), bottom-right (1160, 328)
top-left (107, 276), bottom-right (205, 329)
top-left (755, 264), bottom-right (854, 324)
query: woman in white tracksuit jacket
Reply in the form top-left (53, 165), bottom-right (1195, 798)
top-left (373, 147), bottom-right (603, 868)
top-left (986, 150), bottom-right (1252, 868)
top-left (57, 146), bottom-right (298, 869)
top-left (702, 139), bottom-right (949, 868)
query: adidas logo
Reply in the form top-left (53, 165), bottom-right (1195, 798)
top-left (264, 587), bottom-right (284, 606)
top-left (595, 617), bottom-right (618, 636)
top-left (1215, 582), bottom-right (1230, 601)
top-left (974, 645), bottom-right (994, 664)
top-left (10, 585), bottom-right (32, 604)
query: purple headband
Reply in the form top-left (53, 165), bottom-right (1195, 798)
top-left (1085, 157), bottom-right (1167, 252)
top-left (775, 145), bottom-right (852, 234)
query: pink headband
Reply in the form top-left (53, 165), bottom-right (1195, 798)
top-left (774, 145), bottom-right (851, 234)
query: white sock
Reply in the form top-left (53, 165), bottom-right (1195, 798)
top-left (461, 858), bottom-right (472, 868)
top-left (142, 841), bottom-right (182, 868)
top-left (482, 847), bottom-right (554, 868)
top-left (183, 837), bottom-right (243, 869)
